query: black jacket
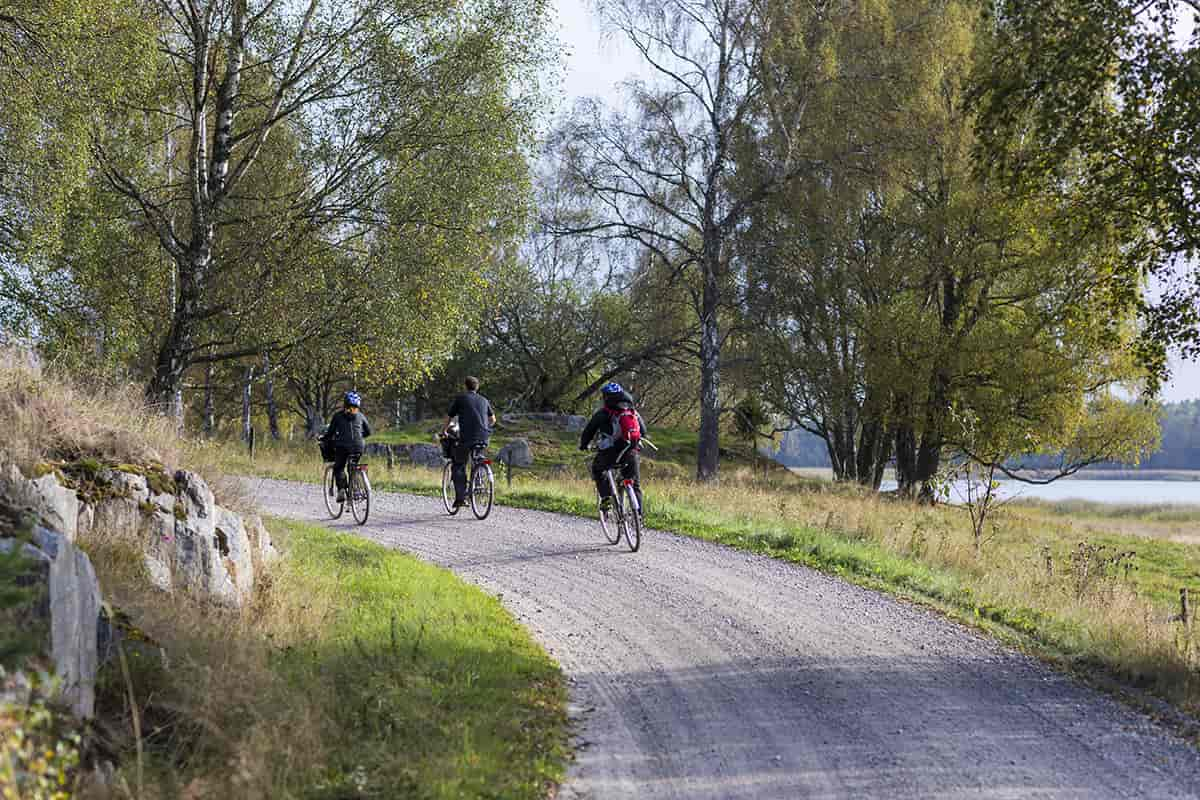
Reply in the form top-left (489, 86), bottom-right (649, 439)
top-left (325, 409), bottom-right (371, 450)
top-left (447, 391), bottom-right (494, 445)
top-left (580, 396), bottom-right (647, 451)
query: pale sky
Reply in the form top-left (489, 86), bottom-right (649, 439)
top-left (548, 0), bottom-right (1200, 403)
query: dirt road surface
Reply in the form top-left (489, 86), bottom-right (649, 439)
top-left (249, 477), bottom-right (1200, 799)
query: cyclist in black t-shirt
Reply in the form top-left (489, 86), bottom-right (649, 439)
top-left (442, 377), bottom-right (496, 507)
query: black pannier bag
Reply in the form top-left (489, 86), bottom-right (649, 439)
top-left (440, 434), bottom-right (457, 459)
top-left (318, 434), bottom-right (336, 462)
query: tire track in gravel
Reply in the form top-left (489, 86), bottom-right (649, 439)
top-left (247, 476), bottom-right (1200, 799)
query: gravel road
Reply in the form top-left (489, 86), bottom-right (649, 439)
top-left (248, 476), bottom-right (1200, 799)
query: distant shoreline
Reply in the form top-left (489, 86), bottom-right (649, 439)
top-left (782, 467), bottom-right (1200, 482)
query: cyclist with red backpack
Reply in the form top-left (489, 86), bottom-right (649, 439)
top-left (579, 382), bottom-right (647, 513)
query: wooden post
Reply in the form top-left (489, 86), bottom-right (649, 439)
top-left (1181, 588), bottom-right (1194, 661)
top-left (386, 446), bottom-right (394, 471)
top-left (505, 454), bottom-right (512, 488)
top-left (248, 426), bottom-right (256, 459)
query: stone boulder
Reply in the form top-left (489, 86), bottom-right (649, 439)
top-left (364, 443), bottom-right (393, 459)
top-left (502, 412), bottom-right (588, 432)
top-left (365, 442), bottom-right (442, 468)
top-left (403, 443), bottom-right (444, 468)
top-left (213, 506), bottom-right (254, 604)
top-left (0, 525), bottom-right (102, 719)
top-left (1, 464), bottom-right (79, 541)
top-left (244, 514), bottom-right (279, 566)
top-left (497, 438), bottom-right (535, 468)
top-left (172, 470), bottom-right (246, 607)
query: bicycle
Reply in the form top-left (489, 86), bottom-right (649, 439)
top-left (593, 439), bottom-right (655, 552)
top-left (322, 452), bottom-right (371, 525)
top-left (440, 437), bottom-right (495, 520)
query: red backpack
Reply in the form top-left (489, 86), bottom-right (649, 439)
top-left (607, 406), bottom-right (642, 445)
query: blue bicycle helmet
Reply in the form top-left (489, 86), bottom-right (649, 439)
top-left (344, 391), bottom-right (361, 408)
top-left (601, 382), bottom-right (623, 396)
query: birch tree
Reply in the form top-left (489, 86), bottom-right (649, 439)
top-left (555, 0), bottom-right (838, 480)
top-left (87, 0), bottom-right (548, 417)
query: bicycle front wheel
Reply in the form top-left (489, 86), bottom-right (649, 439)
top-left (599, 497), bottom-right (620, 544)
top-left (470, 463), bottom-right (494, 520)
top-left (323, 465), bottom-right (343, 519)
top-left (442, 461), bottom-right (458, 515)
top-left (622, 485), bottom-right (641, 552)
top-left (350, 469), bottom-right (370, 525)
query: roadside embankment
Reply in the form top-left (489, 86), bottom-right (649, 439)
top-left (0, 352), bottom-right (568, 798)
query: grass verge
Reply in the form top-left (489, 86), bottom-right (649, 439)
top-left (83, 517), bottom-right (568, 798)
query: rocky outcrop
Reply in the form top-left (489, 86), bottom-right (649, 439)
top-left (497, 438), bottom-right (535, 467)
top-left (213, 506), bottom-right (254, 603)
top-left (3, 464), bottom-right (276, 609)
top-left (2, 464), bottom-right (79, 540)
top-left (244, 513), bottom-right (279, 566)
top-left (1, 461), bottom-right (279, 719)
top-left (0, 525), bottom-right (101, 719)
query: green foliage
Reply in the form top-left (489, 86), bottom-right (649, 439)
top-left (3, 0), bottom-right (555, 415)
top-left (0, 546), bottom-right (44, 669)
top-left (0, 675), bottom-right (81, 800)
top-left (0, 0), bottom-right (157, 261)
top-left (970, 0), bottom-right (1200, 370)
top-left (744, 0), bottom-right (1162, 493)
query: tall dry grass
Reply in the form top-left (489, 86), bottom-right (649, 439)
top-left (0, 349), bottom-right (181, 475)
top-left (0, 347), bottom-right (255, 509)
top-left (82, 528), bottom-right (331, 799)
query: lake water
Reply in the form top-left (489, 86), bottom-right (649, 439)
top-left (877, 478), bottom-right (1200, 507)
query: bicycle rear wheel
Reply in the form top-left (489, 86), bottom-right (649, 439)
top-left (599, 473), bottom-right (620, 544)
top-left (442, 461), bottom-right (458, 515)
top-left (470, 463), bottom-right (494, 520)
top-left (323, 465), bottom-right (343, 519)
top-left (350, 469), bottom-right (370, 525)
top-left (622, 484), bottom-right (641, 552)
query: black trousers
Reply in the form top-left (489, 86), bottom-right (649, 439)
top-left (332, 447), bottom-right (362, 490)
top-left (451, 442), bottom-right (487, 502)
top-left (592, 446), bottom-right (641, 508)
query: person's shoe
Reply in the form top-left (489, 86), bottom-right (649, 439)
top-left (336, 490), bottom-right (346, 503)
top-left (599, 496), bottom-right (614, 512)
top-left (453, 497), bottom-right (467, 508)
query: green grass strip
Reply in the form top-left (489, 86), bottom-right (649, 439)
top-left (272, 517), bottom-right (569, 799)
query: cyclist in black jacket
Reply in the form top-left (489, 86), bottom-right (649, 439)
top-left (443, 376), bottom-right (496, 507)
top-left (579, 382), bottom-right (647, 511)
top-left (325, 391), bottom-right (371, 503)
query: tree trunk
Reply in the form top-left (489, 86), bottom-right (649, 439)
top-left (241, 365), bottom-right (254, 441)
top-left (914, 372), bottom-right (950, 503)
top-left (263, 352), bottom-right (280, 440)
top-left (414, 387), bottom-right (427, 421)
top-left (202, 359), bottom-right (215, 437)
top-left (696, 252), bottom-right (721, 482)
top-left (872, 433), bottom-right (892, 492)
top-left (856, 419), bottom-right (883, 489)
top-left (146, 312), bottom-right (191, 421)
top-left (302, 403), bottom-right (323, 439)
top-left (894, 421), bottom-right (918, 498)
